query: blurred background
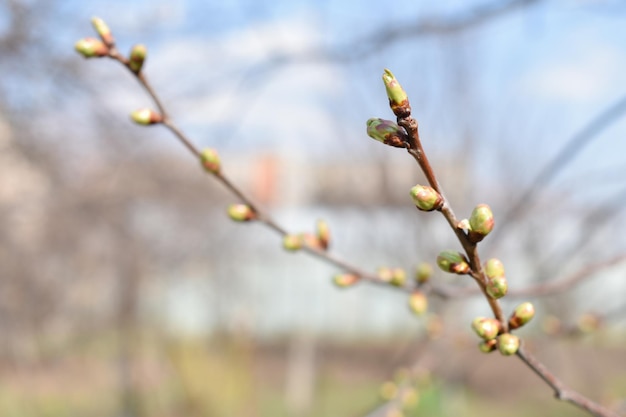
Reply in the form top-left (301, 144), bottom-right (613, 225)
top-left (1, 0), bottom-right (626, 416)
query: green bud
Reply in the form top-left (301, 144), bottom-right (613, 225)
top-left (130, 108), bottom-right (163, 125)
top-left (366, 118), bottom-right (407, 148)
top-left (332, 273), bottom-right (359, 288)
top-left (379, 381), bottom-right (398, 401)
top-left (282, 234), bottom-right (303, 251)
top-left (410, 185), bottom-right (443, 212)
top-left (486, 275), bottom-right (508, 299)
top-left (200, 148), bottom-right (221, 174)
top-left (415, 262), bottom-right (433, 284)
top-left (129, 44), bottom-right (147, 73)
top-left (377, 266), bottom-right (393, 283)
top-left (497, 333), bottom-right (520, 356)
top-left (227, 204), bottom-right (255, 222)
top-left (316, 219), bottom-right (330, 250)
top-left (478, 339), bottom-right (497, 353)
top-left (509, 302), bottom-right (535, 330)
top-left (91, 17), bottom-right (114, 45)
top-left (471, 317), bottom-right (501, 340)
top-left (484, 258), bottom-right (505, 278)
top-left (577, 313), bottom-right (601, 333)
top-left (408, 291), bottom-right (428, 315)
top-left (382, 69), bottom-right (411, 118)
top-left (468, 204), bottom-right (495, 243)
top-left (436, 250), bottom-right (470, 275)
top-left (390, 268), bottom-right (406, 287)
top-left (74, 37), bottom-right (108, 58)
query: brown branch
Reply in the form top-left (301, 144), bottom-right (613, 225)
top-left (517, 344), bottom-right (622, 417)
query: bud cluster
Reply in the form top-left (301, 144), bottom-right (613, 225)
top-left (484, 258), bottom-right (508, 299)
top-left (377, 267), bottom-right (407, 287)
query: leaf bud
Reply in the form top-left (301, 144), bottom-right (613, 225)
top-left (415, 262), bottom-right (433, 284)
top-left (390, 268), bottom-right (406, 287)
top-left (468, 204), bottom-right (495, 243)
top-left (332, 273), bottom-right (360, 288)
top-left (200, 148), bottom-right (221, 174)
top-left (130, 108), bottom-right (163, 125)
top-left (227, 204), bottom-right (255, 222)
top-left (478, 338), bottom-right (497, 353)
top-left (486, 275), bottom-right (508, 299)
top-left (91, 17), bottom-right (114, 46)
top-left (74, 37), bottom-right (108, 58)
top-left (382, 69), bottom-right (411, 118)
top-left (129, 44), bottom-right (147, 73)
top-left (436, 250), bottom-right (470, 275)
top-left (410, 185), bottom-right (443, 212)
top-left (484, 258), bottom-right (505, 278)
top-left (408, 291), bottom-right (428, 315)
top-left (366, 118), bottom-right (407, 148)
top-left (471, 317), bottom-right (501, 340)
top-left (282, 234), bottom-right (303, 251)
top-left (497, 333), bottom-right (520, 356)
top-left (316, 219), bottom-right (330, 250)
top-left (508, 302), bottom-right (535, 330)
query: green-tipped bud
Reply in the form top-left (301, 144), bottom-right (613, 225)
top-left (332, 273), bottom-right (359, 288)
top-left (390, 268), bottom-right (406, 287)
top-left (509, 302), bottom-right (535, 330)
top-left (436, 250), bottom-right (470, 275)
top-left (75, 37), bottom-right (108, 58)
top-left (478, 338), bottom-right (497, 353)
top-left (366, 118), bottom-right (407, 148)
top-left (415, 262), bottom-right (433, 284)
top-left (379, 381), bottom-right (398, 401)
top-left (410, 185), bottom-right (443, 212)
top-left (497, 333), bottom-right (520, 356)
top-left (468, 204), bottom-right (495, 243)
top-left (130, 108), bottom-right (163, 125)
top-left (484, 258), bottom-right (505, 278)
top-left (471, 317), bottom-right (501, 340)
top-left (486, 275), bottom-right (508, 299)
top-left (227, 204), bottom-right (255, 222)
top-left (128, 44), bottom-right (147, 73)
top-left (200, 148), bottom-right (221, 174)
top-left (577, 313), bottom-right (601, 333)
top-left (282, 234), bottom-right (303, 251)
top-left (382, 69), bottom-right (411, 118)
top-left (408, 291), bottom-right (428, 315)
top-left (91, 17), bottom-right (114, 45)
top-left (316, 219), bottom-right (330, 250)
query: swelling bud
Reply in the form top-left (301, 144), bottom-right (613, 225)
top-left (366, 118), bottom-right (407, 148)
top-left (410, 185), bottom-right (443, 211)
top-left (332, 273), bottom-right (360, 288)
top-left (468, 204), bottom-right (494, 243)
top-left (408, 291), bottom-right (428, 315)
top-left (382, 69), bottom-right (411, 118)
top-left (497, 333), bottom-right (520, 356)
top-left (129, 44), bottom-right (147, 73)
top-left (227, 204), bottom-right (255, 222)
top-left (75, 38), bottom-right (108, 58)
top-left (509, 302), bottom-right (535, 329)
top-left (436, 250), bottom-right (470, 275)
top-left (130, 108), bottom-right (163, 125)
top-left (200, 148), bottom-right (221, 174)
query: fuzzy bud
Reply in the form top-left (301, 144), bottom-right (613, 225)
top-left (509, 302), bottom-right (535, 330)
top-left (415, 262), bottom-right (433, 284)
top-left (332, 273), bottom-right (360, 288)
top-left (471, 317), bottom-right (501, 340)
top-left (478, 339), bottom-right (497, 353)
top-left (130, 108), bottom-right (163, 125)
top-left (410, 185), bottom-right (443, 212)
top-left (282, 234), bottom-right (303, 251)
top-left (408, 291), bottom-right (428, 315)
top-left (129, 44), bottom-right (147, 73)
top-left (200, 148), bottom-right (221, 174)
top-left (75, 37), bottom-right (109, 58)
top-left (382, 69), bottom-right (411, 118)
top-left (366, 118), bottom-right (407, 148)
top-left (468, 204), bottom-right (495, 243)
top-left (91, 17), bottom-right (114, 46)
top-left (484, 258), bottom-right (505, 278)
top-left (390, 268), bottom-right (406, 287)
top-left (436, 250), bottom-right (470, 275)
top-left (227, 204), bottom-right (255, 222)
top-left (316, 219), bottom-right (330, 250)
top-left (497, 333), bottom-right (520, 356)
top-left (486, 275), bottom-right (508, 299)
